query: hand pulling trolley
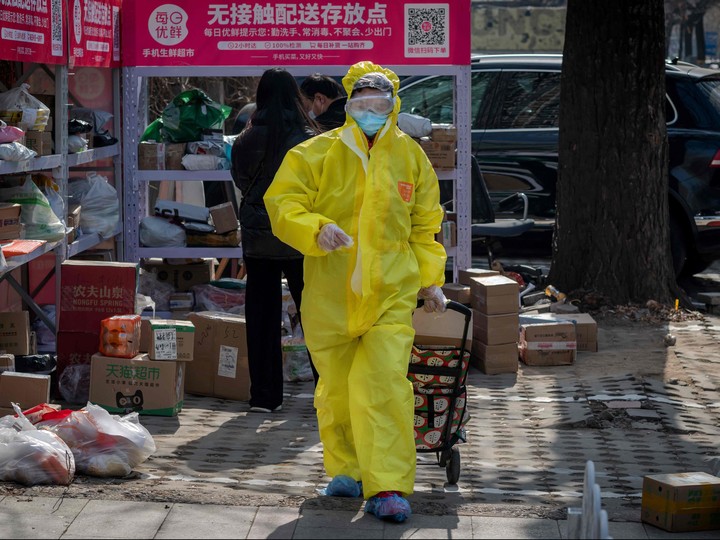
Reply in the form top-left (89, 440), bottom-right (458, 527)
top-left (408, 300), bottom-right (472, 484)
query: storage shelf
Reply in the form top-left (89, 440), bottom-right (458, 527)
top-left (0, 154), bottom-right (63, 174)
top-left (136, 170), bottom-right (232, 182)
top-left (0, 240), bottom-right (62, 279)
top-left (67, 222), bottom-right (122, 257)
top-left (137, 246), bottom-right (242, 259)
top-left (67, 143), bottom-right (120, 167)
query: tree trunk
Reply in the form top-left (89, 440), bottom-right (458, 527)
top-left (549, 0), bottom-right (677, 305)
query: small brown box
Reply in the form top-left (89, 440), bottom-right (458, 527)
top-left (519, 322), bottom-right (576, 366)
top-left (458, 268), bottom-right (499, 286)
top-left (469, 275), bottom-right (519, 315)
top-left (472, 309), bottom-right (519, 345)
top-left (470, 340), bottom-right (518, 374)
top-left (24, 131), bottom-right (53, 156)
top-left (441, 283), bottom-right (471, 305)
top-left (0, 371), bottom-right (51, 409)
top-left (419, 139), bottom-right (456, 170)
top-left (138, 141), bottom-right (185, 170)
top-left (209, 202), bottom-right (239, 234)
top-left (430, 124), bottom-right (457, 142)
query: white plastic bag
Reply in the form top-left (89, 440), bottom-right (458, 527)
top-left (0, 177), bottom-right (65, 240)
top-left (0, 404), bottom-right (76, 486)
top-left (0, 141), bottom-right (36, 161)
top-left (35, 402), bottom-right (156, 478)
top-left (67, 134), bottom-right (88, 153)
top-left (75, 173), bottom-right (120, 238)
top-left (0, 84), bottom-right (50, 131)
top-left (140, 215), bottom-right (186, 247)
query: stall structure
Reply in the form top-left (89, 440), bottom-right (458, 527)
top-left (0, 0), bottom-right (123, 336)
top-left (121, 0), bottom-right (472, 278)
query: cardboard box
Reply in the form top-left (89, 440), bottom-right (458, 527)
top-left (0, 223), bottom-right (23, 241)
top-left (435, 220), bottom-right (456, 248)
top-left (642, 472), bottom-right (720, 532)
top-left (24, 130), bottom-right (53, 155)
top-left (0, 311), bottom-right (31, 355)
top-left (469, 275), bottom-right (519, 315)
top-left (186, 312), bottom-right (250, 401)
top-left (58, 261), bottom-right (138, 333)
top-left (470, 340), bottom-right (518, 374)
top-left (0, 354), bottom-right (14, 373)
top-left (89, 353), bottom-right (185, 417)
top-left (412, 305), bottom-right (473, 350)
top-left (169, 292), bottom-right (194, 311)
top-left (442, 283), bottom-right (471, 305)
top-left (209, 202), bottom-right (239, 234)
top-left (419, 139), bottom-right (456, 170)
top-left (472, 309), bottom-right (519, 346)
top-left (146, 319), bottom-right (195, 361)
top-left (519, 322), bottom-right (576, 366)
top-left (0, 371), bottom-right (51, 409)
top-left (142, 258), bottom-right (215, 292)
top-left (519, 312), bottom-right (598, 352)
top-left (458, 268), bottom-right (500, 286)
top-left (431, 124), bottom-right (457, 142)
top-left (138, 141), bottom-right (185, 170)
top-left (0, 202), bottom-right (21, 227)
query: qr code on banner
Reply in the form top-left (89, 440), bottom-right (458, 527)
top-left (405, 3), bottom-right (449, 58)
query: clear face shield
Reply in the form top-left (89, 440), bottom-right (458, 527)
top-left (345, 93), bottom-right (396, 116)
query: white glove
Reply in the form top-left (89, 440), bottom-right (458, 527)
top-left (317, 223), bottom-right (354, 252)
top-left (418, 285), bottom-right (447, 313)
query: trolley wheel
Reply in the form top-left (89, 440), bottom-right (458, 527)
top-left (445, 447), bottom-right (461, 484)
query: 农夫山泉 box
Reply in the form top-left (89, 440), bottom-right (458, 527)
top-left (55, 330), bottom-right (101, 403)
top-left (642, 472), bottom-right (720, 532)
top-left (519, 322), bottom-right (576, 366)
top-left (58, 261), bottom-right (138, 333)
top-left (89, 353), bottom-right (185, 417)
top-left (0, 311), bottom-right (30, 355)
top-left (186, 311), bottom-right (250, 401)
top-left (145, 319), bottom-right (195, 361)
top-left (469, 275), bottom-right (519, 315)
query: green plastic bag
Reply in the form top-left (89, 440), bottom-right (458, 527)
top-left (161, 88), bottom-right (232, 142)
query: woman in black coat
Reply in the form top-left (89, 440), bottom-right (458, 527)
top-left (230, 68), bottom-right (319, 412)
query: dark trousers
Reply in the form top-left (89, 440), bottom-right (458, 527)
top-left (244, 256), bottom-right (318, 409)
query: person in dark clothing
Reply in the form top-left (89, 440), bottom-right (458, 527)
top-left (230, 68), bottom-right (320, 411)
top-left (300, 73), bottom-right (348, 131)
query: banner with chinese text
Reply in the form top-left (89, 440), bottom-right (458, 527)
top-left (0, 0), bottom-right (67, 64)
top-left (68, 0), bottom-right (121, 68)
top-left (122, 1), bottom-right (470, 67)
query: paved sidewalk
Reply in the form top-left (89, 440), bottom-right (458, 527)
top-left (4, 494), bottom-right (720, 539)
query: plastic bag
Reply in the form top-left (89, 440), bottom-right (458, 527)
top-left (0, 177), bottom-right (65, 240)
top-left (75, 173), bottom-right (120, 238)
top-left (0, 119), bottom-right (24, 143)
top-left (0, 404), bottom-right (75, 486)
top-left (138, 269), bottom-right (175, 311)
top-left (282, 323), bottom-right (313, 382)
top-left (67, 134), bottom-right (88, 153)
top-left (191, 283), bottom-right (245, 314)
top-left (181, 154), bottom-right (229, 170)
top-left (0, 141), bottom-right (36, 161)
top-left (142, 88), bottom-right (232, 143)
top-left (35, 402), bottom-right (156, 478)
top-left (58, 364), bottom-right (91, 404)
top-left (69, 106), bottom-right (113, 131)
top-left (0, 84), bottom-right (50, 131)
top-left (140, 215), bottom-right (186, 247)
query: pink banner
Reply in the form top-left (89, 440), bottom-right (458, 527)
top-left (69, 0), bottom-right (121, 68)
top-left (122, 1), bottom-right (470, 67)
top-left (0, 0), bottom-right (67, 64)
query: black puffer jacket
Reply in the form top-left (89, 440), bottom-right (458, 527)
top-left (231, 110), bottom-right (314, 259)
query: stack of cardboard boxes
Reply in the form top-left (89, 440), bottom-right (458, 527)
top-left (468, 272), bottom-right (521, 374)
top-left (89, 318), bottom-right (195, 417)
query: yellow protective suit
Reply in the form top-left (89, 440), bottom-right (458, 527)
top-left (264, 61), bottom-right (446, 498)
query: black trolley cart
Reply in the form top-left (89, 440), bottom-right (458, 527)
top-left (408, 300), bottom-right (472, 484)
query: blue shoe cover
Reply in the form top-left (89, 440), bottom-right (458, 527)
top-left (320, 475), bottom-right (362, 497)
top-left (365, 492), bottom-right (411, 523)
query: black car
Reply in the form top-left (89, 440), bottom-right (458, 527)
top-left (399, 54), bottom-right (720, 276)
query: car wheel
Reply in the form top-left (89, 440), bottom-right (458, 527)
top-left (682, 254), bottom-right (712, 276)
top-left (670, 215), bottom-right (687, 278)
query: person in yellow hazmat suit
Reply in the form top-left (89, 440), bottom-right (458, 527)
top-left (264, 60), bottom-right (448, 523)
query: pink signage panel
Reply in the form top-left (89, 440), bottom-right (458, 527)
top-left (122, 1), bottom-right (470, 67)
top-left (0, 0), bottom-right (67, 64)
top-left (68, 0), bottom-right (121, 68)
